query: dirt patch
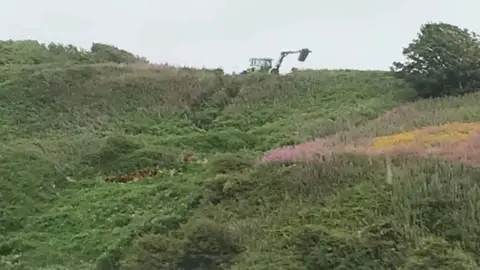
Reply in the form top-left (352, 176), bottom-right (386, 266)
top-left (103, 153), bottom-right (198, 183)
top-left (103, 167), bottom-right (160, 183)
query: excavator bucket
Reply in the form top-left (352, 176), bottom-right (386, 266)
top-left (297, 48), bottom-right (311, 62)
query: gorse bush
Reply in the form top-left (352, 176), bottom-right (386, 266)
top-left (392, 22), bottom-right (480, 98)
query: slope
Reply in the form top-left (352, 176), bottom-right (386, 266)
top-left (3, 61), bottom-right (477, 269)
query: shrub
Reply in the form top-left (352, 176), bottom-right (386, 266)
top-left (179, 218), bottom-right (244, 270)
top-left (202, 173), bottom-right (257, 205)
top-left (207, 152), bottom-right (254, 175)
top-left (291, 222), bottom-right (406, 269)
top-left (403, 237), bottom-right (478, 269)
top-left (122, 234), bottom-right (186, 270)
top-left (391, 22), bottom-right (480, 98)
top-left (90, 43), bottom-right (144, 64)
top-left (0, 40), bottom-right (146, 65)
top-left (79, 135), bottom-right (142, 172)
top-left (123, 219), bottom-right (243, 270)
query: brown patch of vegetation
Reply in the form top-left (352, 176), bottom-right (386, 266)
top-left (103, 167), bottom-right (159, 183)
top-left (183, 153), bottom-right (196, 162)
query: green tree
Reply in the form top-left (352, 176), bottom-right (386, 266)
top-left (391, 22), bottom-right (480, 98)
top-left (90, 43), bottom-right (146, 64)
top-left (47, 43), bottom-right (92, 63)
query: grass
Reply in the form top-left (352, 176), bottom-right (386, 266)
top-left (2, 61), bottom-right (480, 269)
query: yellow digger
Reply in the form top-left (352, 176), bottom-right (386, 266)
top-left (241, 48), bottom-right (311, 74)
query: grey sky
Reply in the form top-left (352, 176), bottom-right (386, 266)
top-left (1, 0), bottom-right (477, 73)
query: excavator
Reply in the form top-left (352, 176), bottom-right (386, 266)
top-left (241, 48), bottom-right (311, 75)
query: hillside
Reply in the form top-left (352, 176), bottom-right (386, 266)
top-left (3, 27), bottom-right (480, 269)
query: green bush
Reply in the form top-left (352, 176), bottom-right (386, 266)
top-left (79, 135), bottom-right (142, 171)
top-left (179, 218), bottom-right (244, 270)
top-left (290, 222), bottom-right (406, 269)
top-left (90, 43), bottom-right (144, 64)
top-left (202, 173), bottom-right (257, 205)
top-left (78, 136), bottom-right (181, 176)
top-left (0, 40), bottom-right (146, 65)
top-left (122, 234), bottom-right (186, 270)
top-left (123, 219), bottom-right (243, 270)
top-left (391, 22), bottom-right (480, 98)
top-left (403, 237), bottom-right (477, 269)
top-left (207, 152), bottom-right (254, 175)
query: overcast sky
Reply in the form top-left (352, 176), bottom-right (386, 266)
top-left (1, 0), bottom-right (478, 73)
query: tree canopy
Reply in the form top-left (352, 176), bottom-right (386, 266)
top-left (391, 22), bottom-right (480, 98)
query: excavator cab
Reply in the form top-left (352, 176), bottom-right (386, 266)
top-left (297, 48), bottom-right (311, 62)
top-left (249, 58), bottom-right (273, 71)
top-left (242, 58), bottom-right (273, 74)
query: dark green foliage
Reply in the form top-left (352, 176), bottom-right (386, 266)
top-left (202, 173), bottom-right (257, 205)
top-left (403, 237), bottom-right (477, 269)
top-left (123, 219), bottom-right (243, 270)
top-left (0, 39), bottom-right (146, 65)
top-left (122, 234), bottom-right (186, 270)
top-left (95, 248), bottom-right (123, 270)
top-left (79, 135), bottom-right (142, 172)
top-left (391, 22), bottom-right (480, 98)
top-left (91, 43), bottom-right (145, 64)
top-left (207, 152), bottom-right (254, 175)
top-left (78, 135), bottom-right (182, 177)
top-left (179, 218), bottom-right (244, 270)
top-left (291, 222), bottom-right (406, 269)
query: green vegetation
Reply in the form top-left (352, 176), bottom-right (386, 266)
top-left (0, 40), bottom-right (148, 65)
top-left (3, 22), bottom-right (480, 269)
top-left (392, 22), bottom-right (480, 98)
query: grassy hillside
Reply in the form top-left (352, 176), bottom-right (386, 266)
top-left (3, 54), bottom-right (480, 269)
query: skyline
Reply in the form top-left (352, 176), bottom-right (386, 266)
top-left (1, 0), bottom-right (479, 73)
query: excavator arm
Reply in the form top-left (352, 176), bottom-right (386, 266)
top-left (270, 48), bottom-right (311, 74)
top-left (273, 51), bottom-right (296, 71)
